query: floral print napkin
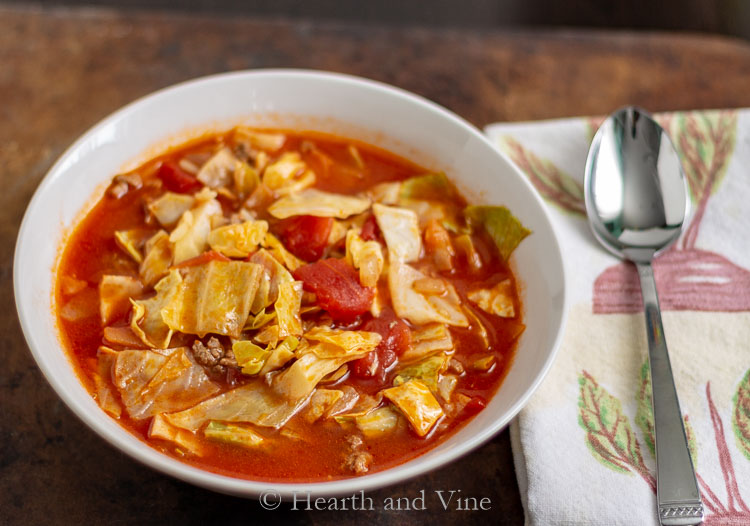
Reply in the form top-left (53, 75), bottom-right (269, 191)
top-left (485, 110), bottom-right (750, 526)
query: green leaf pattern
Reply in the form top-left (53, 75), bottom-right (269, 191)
top-left (577, 371), bottom-right (649, 476)
top-left (733, 369), bottom-right (750, 461)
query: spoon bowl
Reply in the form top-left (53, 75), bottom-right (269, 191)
top-left (585, 107), bottom-right (689, 262)
top-left (584, 106), bottom-right (703, 526)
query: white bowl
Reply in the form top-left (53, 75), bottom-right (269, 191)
top-left (14, 70), bottom-right (567, 498)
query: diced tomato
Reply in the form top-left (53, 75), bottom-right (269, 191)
top-left (173, 250), bottom-right (231, 268)
top-left (293, 258), bottom-right (374, 321)
top-left (277, 215), bottom-right (333, 262)
top-left (463, 395), bottom-right (487, 416)
top-left (350, 311), bottom-right (411, 381)
top-left (350, 350), bottom-right (379, 378)
top-left (360, 214), bottom-right (380, 241)
top-left (156, 161), bottom-right (203, 193)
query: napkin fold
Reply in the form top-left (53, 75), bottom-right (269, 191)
top-left (485, 110), bottom-right (750, 526)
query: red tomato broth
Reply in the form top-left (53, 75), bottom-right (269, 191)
top-left (55, 128), bottom-right (523, 482)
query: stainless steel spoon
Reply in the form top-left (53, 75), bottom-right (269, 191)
top-left (584, 107), bottom-right (703, 526)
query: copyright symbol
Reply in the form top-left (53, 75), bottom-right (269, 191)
top-left (259, 489), bottom-right (281, 510)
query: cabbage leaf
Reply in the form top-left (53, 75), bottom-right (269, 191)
top-left (382, 379), bottom-right (444, 437)
top-left (169, 195), bottom-right (223, 264)
top-left (388, 261), bottom-right (468, 327)
top-left (140, 230), bottom-right (172, 287)
top-left (164, 379), bottom-right (305, 431)
top-left (207, 219), bottom-right (269, 258)
top-left (94, 347), bottom-right (121, 417)
top-left (233, 340), bottom-right (271, 375)
top-left (197, 148), bottom-right (238, 188)
top-left (372, 203), bottom-right (421, 262)
top-left (303, 326), bottom-right (381, 358)
top-left (147, 192), bottom-right (195, 228)
top-left (468, 279), bottom-right (516, 318)
top-left (268, 189), bottom-right (371, 219)
top-left (393, 353), bottom-right (449, 393)
top-left (355, 406), bottom-right (402, 438)
top-left (204, 421), bottom-right (265, 448)
top-left (275, 281), bottom-right (303, 338)
top-left (259, 336), bottom-right (298, 374)
top-left (99, 275), bottom-right (144, 325)
top-left (306, 389), bottom-right (344, 422)
top-left (400, 323), bottom-right (453, 363)
top-left (399, 173), bottom-right (459, 202)
top-left (149, 414), bottom-right (204, 455)
top-left (162, 260), bottom-right (262, 338)
top-left (130, 269), bottom-right (183, 348)
top-left (345, 229), bottom-right (384, 287)
top-left (464, 205), bottom-right (531, 261)
top-left (234, 128), bottom-right (286, 151)
top-left (112, 346), bottom-right (219, 420)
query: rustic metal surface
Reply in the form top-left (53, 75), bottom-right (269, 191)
top-left (3, 5), bottom-right (750, 525)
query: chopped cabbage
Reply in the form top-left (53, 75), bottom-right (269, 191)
top-left (262, 152), bottom-right (309, 192)
top-left (303, 326), bottom-right (381, 358)
top-left (149, 414), bottom-right (203, 455)
top-left (454, 234), bottom-right (483, 272)
top-left (393, 353), bottom-right (449, 392)
top-left (464, 205), bottom-right (531, 261)
top-left (325, 385), bottom-right (360, 417)
top-left (165, 379), bottom-right (305, 431)
top-left (273, 351), bottom-right (363, 402)
top-left (140, 230), bottom-right (172, 287)
top-left (234, 127), bottom-right (286, 151)
top-left (94, 347), bottom-right (121, 417)
top-left (248, 249), bottom-right (294, 313)
top-left (399, 173), bottom-right (459, 202)
top-left (306, 389), bottom-right (344, 423)
top-left (130, 269), bottom-right (183, 348)
top-left (245, 309), bottom-right (277, 330)
top-left (207, 219), bottom-right (269, 258)
top-left (268, 189), bottom-right (371, 219)
top-left (468, 279), bottom-right (516, 318)
top-left (388, 261), bottom-right (468, 327)
top-left (259, 336), bottom-right (298, 374)
top-left (472, 355), bottom-right (496, 371)
top-left (437, 374), bottom-right (458, 402)
top-left (262, 233), bottom-right (305, 271)
top-left (355, 406), bottom-right (402, 438)
top-left (233, 160), bottom-right (260, 199)
top-left (345, 229), bottom-right (384, 287)
top-left (255, 324), bottom-right (280, 348)
top-left (99, 275), bottom-right (143, 325)
top-left (367, 181), bottom-right (401, 205)
top-left (382, 380), bottom-right (444, 437)
top-left (112, 347), bottom-right (219, 420)
top-left (147, 192), bottom-right (195, 228)
top-left (400, 323), bottom-right (453, 363)
top-left (162, 260), bottom-right (262, 338)
top-left (333, 392), bottom-right (382, 421)
top-left (197, 148), bottom-right (238, 188)
top-left (372, 203), bottom-right (421, 262)
top-left (114, 229), bottom-right (146, 264)
top-left (169, 193), bottom-right (223, 264)
top-left (275, 281), bottom-right (303, 338)
top-left (204, 421), bottom-right (264, 448)
top-left (233, 340), bottom-right (271, 375)
top-left (320, 364), bottom-right (348, 384)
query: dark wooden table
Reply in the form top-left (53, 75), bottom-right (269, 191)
top-left (3, 5), bottom-right (750, 525)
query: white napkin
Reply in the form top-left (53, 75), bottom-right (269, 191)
top-left (485, 110), bottom-right (750, 526)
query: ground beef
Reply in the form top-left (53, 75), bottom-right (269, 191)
top-left (191, 337), bottom-right (237, 376)
top-left (343, 433), bottom-right (372, 475)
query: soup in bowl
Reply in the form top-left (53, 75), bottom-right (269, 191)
top-left (14, 70), bottom-right (567, 497)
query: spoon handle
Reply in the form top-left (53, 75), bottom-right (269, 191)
top-left (636, 262), bottom-right (703, 526)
